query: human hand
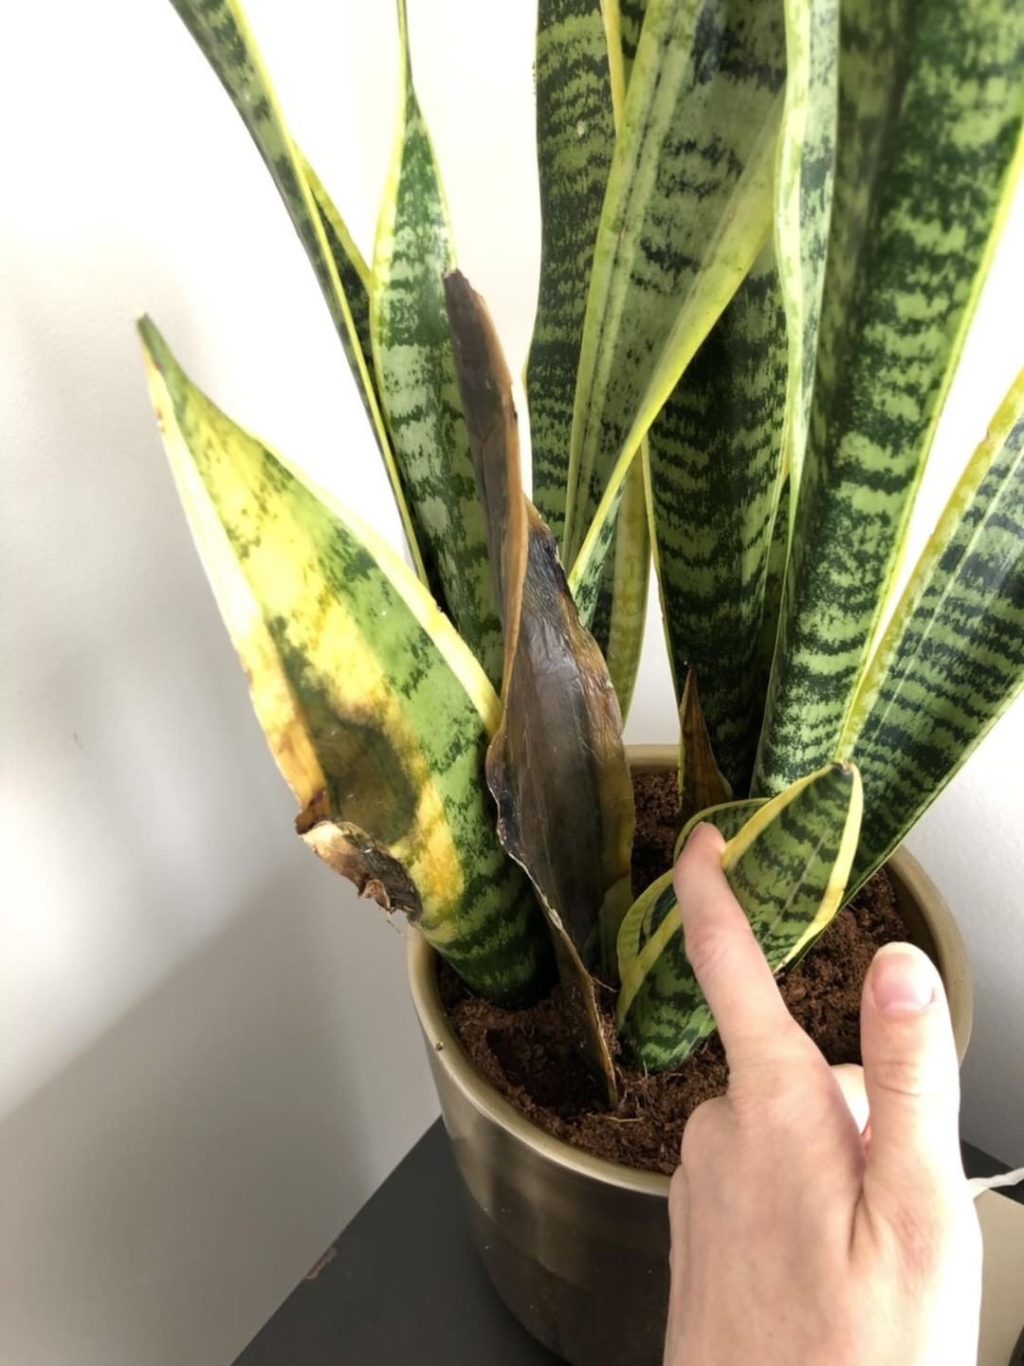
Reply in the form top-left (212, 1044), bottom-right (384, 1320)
top-left (664, 824), bottom-right (982, 1366)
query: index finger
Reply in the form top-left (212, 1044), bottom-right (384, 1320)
top-left (675, 823), bottom-right (800, 1073)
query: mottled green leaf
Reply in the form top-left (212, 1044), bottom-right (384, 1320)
top-left (562, 0), bottom-right (787, 588)
top-left (527, 0), bottom-right (649, 717)
top-left (445, 272), bottom-right (632, 1102)
top-left (371, 0), bottom-right (504, 688)
top-left (139, 317), bottom-right (548, 1002)
top-left (615, 0), bottom-right (649, 81)
top-left (528, 0), bottom-right (616, 546)
top-left (755, 0), bottom-right (1024, 794)
top-left (164, 0), bottom-right (429, 585)
top-left (299, 155), bottom-right (376, 388)
top-left (647, 245), bottom-right (788, 794)
top-left (672, 797), bottom-right (767, 863)
top-left (618, 763), bottom-right (862, 1070)
top-left (774, 0), bottom-right (839, 512)
top-left (842, 372), bottom-right (1024, 892)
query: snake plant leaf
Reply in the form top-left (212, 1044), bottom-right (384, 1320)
top-left (138, 317), bottom-right (549, 1003)
top-left (527, 0), bottom-right (649, 717)
top-left (678, 671), bottom-right (733, 826)
top-left (618, 763), bottom-right (863, 1071)
top-left (754, 0), bottom-right (1024, 795)
top-left (527, 0), bottom-right (616, 546)
top-left (614, 0), bottom-right (649, 81)
top-left (647, 245), bottom-right (789, 794)
top-left (672, 797), bottom-right (767, 862)
top-left (445, 272), bottom-right (632, 1103)
top-left (371, 0), bottom-right (504, 689)
top-left (840, 373), bottom-right (1024, 893)
top-left (561, 0), bottom-right (787, 582)
top-left (299, 156), bottom-right (376, 391)
top-left (163, 0), bottom-right (428, 586)
top-left (774, 0), bottom-right (839, 512)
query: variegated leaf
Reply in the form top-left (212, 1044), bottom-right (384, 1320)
top-left (371, 0), bottom-right (503, 687)
top-left (528, 0), bottom-right (616, 546)
top-left (841, 372), bottom-right (1024, 891)
top-left (618, 763), bottom-right (862, 1071)
top-left (164, 0), bottom-right (428, 584)
top-left (139, 317), bottom-right (549, 1002)
top-left (528, 0), bottom-right (649, 716)
top-left (562, 0), bottom-right (787, 590)
top-left (755, 0), bottom-right (1024, 793)
top-left (647, 245), bottom-right (789, 794)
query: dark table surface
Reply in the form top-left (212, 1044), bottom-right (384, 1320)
top-left (234, 1119), bottom-right (1019, 1365)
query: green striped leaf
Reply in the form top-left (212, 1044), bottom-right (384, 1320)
top-left (371, 0), bottom-right (503, 689)
top-left (618, 763), bottom-right (863, 1071)
top-left (615, 0), bottom-right (648, 79)
top-left (527, 0), bottom-right (650, 717)
top-left (446, 273), bottom-right (631, 1102)
top-left (527, 0), bottom-right (616, 546)
top-left (647, 245), bottom-right (789, 794)
top-left (754, 0), bottom-right (1024, 794)
top-left (562, 0), bottom-right (787, 584)
top-left (841, 373), bottom-right (1024, 892)
top-left (672, 797), bottom-right (767, 863)
top-left (164, 0), bottom-right (428, 586)
top-left (585, 460), bottom-right (650, 718)
top-left (139, 317), bottom-right (549, 1003)
top-left (774, 0), bottom-right (839, 512)
top-left (299, 156), bottom-right (376, 390)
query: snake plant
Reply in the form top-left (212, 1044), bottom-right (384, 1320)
top-left (141, 0), bottom-right (1023, 1091)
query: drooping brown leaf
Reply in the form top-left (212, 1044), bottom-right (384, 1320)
top-left (445, 271), bottom-right (635, 1104)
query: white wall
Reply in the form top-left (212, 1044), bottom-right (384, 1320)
top-left (1, 3), bottom-right (1021, 1363)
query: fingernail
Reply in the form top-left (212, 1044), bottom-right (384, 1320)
top-left (870, 943), bottom-right (938, 1015)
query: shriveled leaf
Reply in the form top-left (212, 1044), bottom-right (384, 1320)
top-left (139, 317), bottom-right (548, 1002)
top-left (647, 245), bottom-right (788, 793)
top-left (618, 764), bottom-right (862, 1071)
top-left (164, 0), bottom-right (428, 584)
top-left (562, 0), bottom-right (787, 591)
top-left (371, 0), bottom-right (504, 688)
top-left (841, 372), bottom-right (1024, 891)
top-left (678, 671), bottom-right (733, 825)
top-left (755, 0), bottom-right (1024, 793)
top-left (446, 272), bottom-right (634, 1103)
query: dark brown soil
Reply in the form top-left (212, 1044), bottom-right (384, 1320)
top-left (441, 768), bottom-right (907, 1175)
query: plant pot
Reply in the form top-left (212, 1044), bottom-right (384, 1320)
top-left (406, 744), bottom-right (973, 1366)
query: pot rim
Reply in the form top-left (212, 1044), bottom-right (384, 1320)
top-left (407, 746), bottom-right (972, 1195)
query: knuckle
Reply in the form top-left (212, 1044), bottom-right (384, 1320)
top-left (869, 1050), bottom-right (933, 1101)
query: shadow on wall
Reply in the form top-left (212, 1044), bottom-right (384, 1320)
top-left (0, 857), bottom-right (438, 1366)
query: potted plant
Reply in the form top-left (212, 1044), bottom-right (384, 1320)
top-left (138, 0), bottom-right (1023, 1362)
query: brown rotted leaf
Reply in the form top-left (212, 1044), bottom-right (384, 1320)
top-left (297, 791), bottom-right (422, 919)
top-left (679, 669), bottom-right (733, 825)
top-left (446, 270), bottom-right (635, 1105)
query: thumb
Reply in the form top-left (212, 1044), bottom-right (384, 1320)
top-left (860, 943), bottom-right (964, 1209)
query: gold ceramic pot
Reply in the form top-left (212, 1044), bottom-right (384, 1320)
top-left (406, 745), bottom-right (973, 1366)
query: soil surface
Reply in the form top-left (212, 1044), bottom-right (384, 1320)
top-left (440, 769), bottom-right (907, 1175)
